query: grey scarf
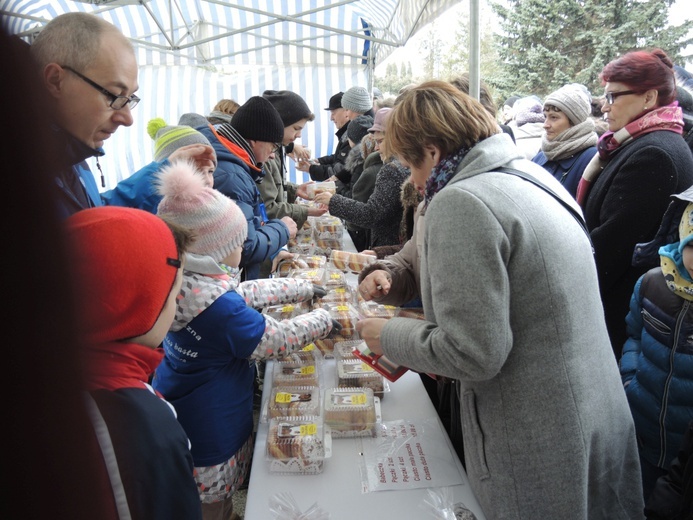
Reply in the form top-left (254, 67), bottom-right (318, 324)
top-left (541, 119), bottom-right (598, 161)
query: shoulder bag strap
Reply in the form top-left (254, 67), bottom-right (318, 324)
top-left (495, 166), bottom-right (594, 254)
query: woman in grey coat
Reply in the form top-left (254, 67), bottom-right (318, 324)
top-left (357, 81), bottom-right (644, 519)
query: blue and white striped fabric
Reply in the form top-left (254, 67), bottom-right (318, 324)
top-left (1, 0), bottom-right (456, 188)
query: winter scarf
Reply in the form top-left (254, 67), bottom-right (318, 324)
top-left (576, 102), bottom-right (684, 206)
top-left (422, 145), bottom-right (471, 214)
top-left (85, 342), bottom-right (164, 392)
top-left (541, 119), bottom-right (598, 161)
top-left (660, 202), bottom-right (693, 301)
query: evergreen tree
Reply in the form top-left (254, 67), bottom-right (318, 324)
top-left (492, 0), bottom-right (693, 99)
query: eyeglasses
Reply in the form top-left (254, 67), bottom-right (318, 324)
top-left (604, 90), bottom-right (637, 105)
top-left (62, 65), bottom-right (140, 110)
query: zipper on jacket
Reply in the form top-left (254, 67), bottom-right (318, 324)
top-left (658, 299), bottom-right (690, 467)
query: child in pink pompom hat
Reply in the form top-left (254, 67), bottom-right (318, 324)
top-left (153, 161), bottom-right (334, 518)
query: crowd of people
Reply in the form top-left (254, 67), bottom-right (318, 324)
top-left (8, 9), bottom-right (693, 520)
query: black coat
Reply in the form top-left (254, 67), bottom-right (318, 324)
top-left (645, 421), bottom-right (693, 519)
top-left (584, 130), bottom-right (693, 358)
top-left (309, 125), bottom-right (351, 181)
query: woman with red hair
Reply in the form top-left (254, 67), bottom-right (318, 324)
top-left (578, 48), bottom-right (693, 359)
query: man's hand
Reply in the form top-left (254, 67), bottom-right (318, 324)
top-left (296, 160), bottom-right (311, 172)
top-left (290, 144), bottom-right (312, 161)
top-left (296, 181), bottom-right (314, 200)
top-left (280, 216), bottom-right (298, 239)
top-left (358, 270), bottom-right (392, 301)
top-left (271, 250), bottom-right (294, 274)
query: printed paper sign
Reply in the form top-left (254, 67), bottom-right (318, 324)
top-left (359, 419), bottom-right (464, 493)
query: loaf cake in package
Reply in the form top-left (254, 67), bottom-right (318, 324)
top-left (324, 387), bottom-right (378, 437)
top-left (266, 416), bottom-right (328, 474)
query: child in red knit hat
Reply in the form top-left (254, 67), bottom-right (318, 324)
top-left (152, 161), bottom-right (335, 520)
top-left (65, 206), bottom-right (202, 520)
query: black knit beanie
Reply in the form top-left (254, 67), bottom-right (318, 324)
top-left (346, 115), bottom-right (374, 145)
top-left (230, 96), bottom-right (285, 143)
top-left (262, 89), bottom-right (314, 127)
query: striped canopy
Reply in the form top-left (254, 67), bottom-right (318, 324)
top-left (1, 0), bottom-right (456, 187)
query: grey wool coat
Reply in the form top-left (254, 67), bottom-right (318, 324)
top-left (380, 133), bottom-right (644, 519)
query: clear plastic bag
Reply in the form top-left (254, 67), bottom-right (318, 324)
top-left (421, 487), bottom-right (478, 520)
top-left (268, 492), bottom-right (331, 519)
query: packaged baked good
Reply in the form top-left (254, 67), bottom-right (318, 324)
top-left (274, 254), bottom-right (310, 277)
top-left (301, 255), bottom-right (327, 269)
top-left (324, 387), bottom-right (378, 437)
top-left (317, 286), bottom-right (355, 306)
top-left (263, 301), bottom-right (311, 321)
top-left (359, 300), bottom-right (397, 319)
top-left (266, 416), bottom-right (327, 474)
top-left (267, 386), bottom-right (320, 419)
top-left (330, 250), bottom-right (377, 273)
top-left (324, 268), bottom-right (347, 288)
top-left (313, 215), bottom-right (343, 237)
top-left (287, 233), bottom-right (315, 256)
top-left (317, 302), bottom-right (359, 338)
top-left (273, 358), bottom-right (321, 388)
top-left (333, 339), bottom-right (363, 361)
top-left (305, 181), bottom-right (336, 199)
top-left (311, 336), bottom-right (350, 358)
top-left (336, 357), bottom-right (385, 398)
top-left (288, 267), bottom-right (326, 285)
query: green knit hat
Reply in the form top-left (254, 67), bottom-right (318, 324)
top-left (147, 118), bottom-right (215, 165)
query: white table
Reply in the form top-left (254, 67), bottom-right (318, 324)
top-left (244, 364), bottom-right (486, 519)
top-left (244, 223), bottom-right (485, 519)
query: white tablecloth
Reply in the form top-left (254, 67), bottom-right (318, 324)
top-left (244, 363), bottom-right (486, 519)
top-left (243, 223), bottom-right (486, 519)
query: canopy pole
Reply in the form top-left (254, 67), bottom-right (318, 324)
top-left (469, 0), bottom-right (480, 101)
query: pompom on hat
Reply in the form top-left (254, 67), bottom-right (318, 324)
top-left (156, 161), bottom-right (248, 263)
top-left (341, 86), bottom-right (372, 113)
top-left (262, 89), bottom-right (314, 127)
top-left (230, 96), bottom-right (285, 143)
top-left (513, 96), bottom-right (545, 126)
top-left (65, 207), bottom-right (181, 345)
top-left (148, 118), bottom-right (215, 165)
top-left (544, 84), bottom-right (592, 126)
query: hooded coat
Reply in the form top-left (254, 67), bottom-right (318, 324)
top-left (200, 125), bottom-right (290, 280)
top-left (377, 133), bottom-right (644, 519)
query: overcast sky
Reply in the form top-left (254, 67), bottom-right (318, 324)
top-left (376, 0), bottom-right (692, 76)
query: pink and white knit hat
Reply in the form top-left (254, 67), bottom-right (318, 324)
top-left (156, 160), bottom-right (247, 262)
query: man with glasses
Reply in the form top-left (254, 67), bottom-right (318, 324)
top-left (31, 12), bottom-right (212, 219)
top-left (30, 13), bottom-right (138, 218)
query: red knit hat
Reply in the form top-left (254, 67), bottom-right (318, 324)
top-left (65, 207), bottom-right (181, 345)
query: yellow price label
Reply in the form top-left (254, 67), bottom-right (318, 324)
top-left (300, 365), bottom-right (316, 375)
top-left (299, 423), bottom-right (318, 436)
top-left (336, 305), bottom-right (349, 311)
top-left (360, 363), bottom-right (375, 372)
top-left (352, 393), bottom-right (367, 405)
top-left (303, 344), bottom-right (315, 351)
top-left (282, 305), bottom-right (294, 312)
top-left (335, 287), bottom-right (345, 293)
top-left (275, 392), bottom-right (292, 403)
top-left (330, 272), bottom-right (341, 279)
